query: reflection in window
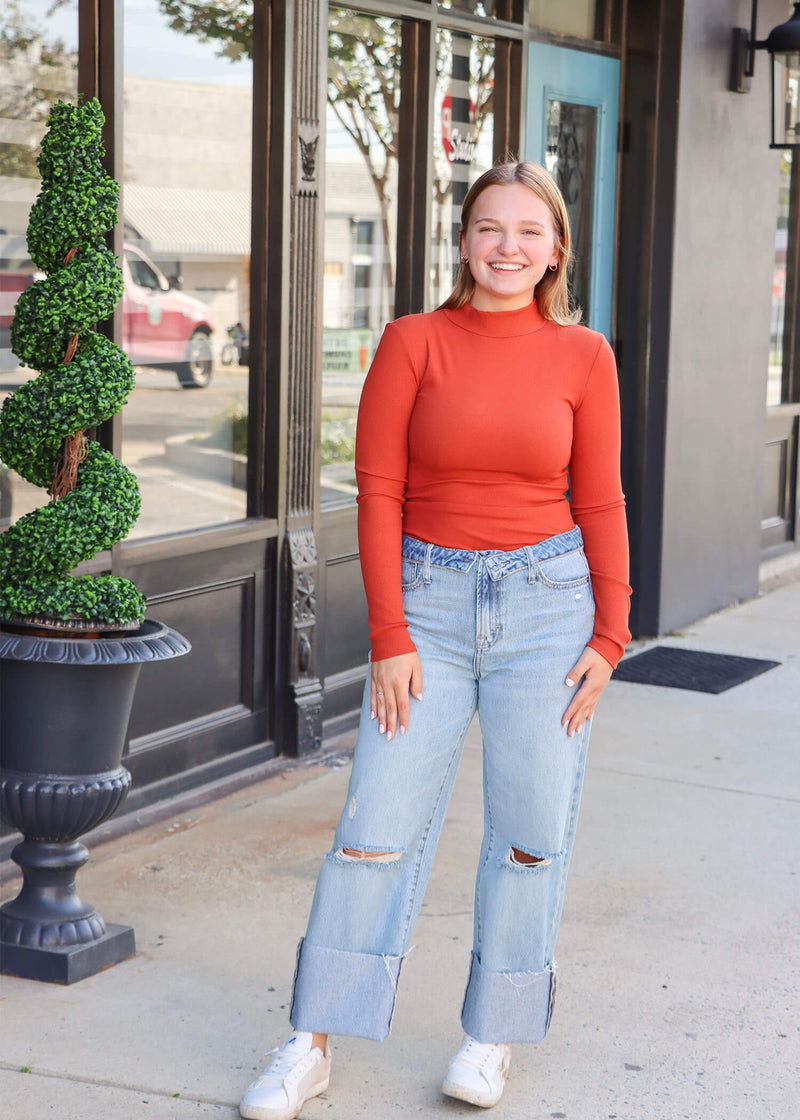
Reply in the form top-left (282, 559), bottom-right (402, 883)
top-left (322, 9), bottom-right (401, 505)
top-left (0, 0), bottom-right (77, 533)
top-left (439, 0), bottom-right (493, 17)
top-left (431, 31), bottom-right (495, 309)
top-left (122, 0), bottom-right (252, 538)
top-left (768, 152), bottom-right (795, 408)
top-left (545, 100), bottom-right (597, 322)
top-left (529, 0), bottom-right (597, 40)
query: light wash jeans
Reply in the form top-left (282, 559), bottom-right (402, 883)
top-left (291, 527), bottom-right (595, 1044)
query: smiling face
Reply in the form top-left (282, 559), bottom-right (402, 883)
top-left (460, 182), bottom-right (560, 312)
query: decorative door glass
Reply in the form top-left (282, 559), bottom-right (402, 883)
top-left (527, 41), bottom-right (619, 338)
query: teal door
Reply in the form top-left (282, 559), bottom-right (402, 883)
top-left (526, 43), bottom-right (620, 340)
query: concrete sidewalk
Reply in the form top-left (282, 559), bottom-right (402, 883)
top-left (1, 579), bottom-right (799, 1120)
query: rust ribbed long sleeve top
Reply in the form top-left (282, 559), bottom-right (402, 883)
top-left (355, 301), bottom-right (631, 668)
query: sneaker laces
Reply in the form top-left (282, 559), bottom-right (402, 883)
top-left (458, 1037), bottom-right (504, 1073)
top-left (263, 1035), bottom-right (313, 1081)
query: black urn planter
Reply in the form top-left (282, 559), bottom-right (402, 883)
top-left (0, 619), bottom-right (190, 983)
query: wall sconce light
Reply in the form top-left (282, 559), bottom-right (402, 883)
top-left (731, 1), bottom-right (800, 148)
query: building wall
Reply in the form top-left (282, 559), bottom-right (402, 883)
top-left (658, 0), bottom-right (784, 632)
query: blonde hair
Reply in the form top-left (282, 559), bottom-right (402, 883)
top-left (438, 161), bottom-right (581, 325)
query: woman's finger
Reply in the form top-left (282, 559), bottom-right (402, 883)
top-left (562, 646), bottom-right (613, 737)
top-left (374, 684), bottom-right (387, 733)
top-left (384, 688), bottom-right (398, 741)
top-left (370, 652), bottom-right (423, 740)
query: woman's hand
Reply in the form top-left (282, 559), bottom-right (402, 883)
top-left (371, 652), bottom-right (423, 741)
top-left (562, 646), bottom-right (614, 738)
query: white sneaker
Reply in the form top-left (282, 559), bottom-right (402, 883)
top-left (239, 1032), bottom-right (331, 1120)
top-left (442, 1035), bottom-right (511, 1108)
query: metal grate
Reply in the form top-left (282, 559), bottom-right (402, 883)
top-left (612, 647), bottom-right (781, 694)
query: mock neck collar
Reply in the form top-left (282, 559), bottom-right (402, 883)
top-left (442, 300), bottom-right (548, 337)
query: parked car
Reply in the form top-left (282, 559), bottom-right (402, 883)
top-left (122, 243), bottom-right (215, 388)
top-left (0, 239), bottom-right (215, 388)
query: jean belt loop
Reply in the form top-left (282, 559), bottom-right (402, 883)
top-left (525, 545), bottom-right (537, 584)
top-left (424, 543), bottom-right (432, 584)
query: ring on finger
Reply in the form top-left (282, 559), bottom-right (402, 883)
top-left (376, 689), bottom-right (384, 696)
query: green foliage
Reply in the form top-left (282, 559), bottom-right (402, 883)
top-left (0, 98), bottom-right (145, 627)
top-left (157, 1), bottom-right (253, 62)
top-left (0, 1), bottom-right (78, 179)
top-left (205, 403), bottom-right (247, 456)
top-left (0, 335), bottom-right (135, 487)
top-left (11, 244), bottom-right (123, 370)
top-left (320, 412), bottom-right (356, 467)
top-left (327, 9), bottom-right (400, 186)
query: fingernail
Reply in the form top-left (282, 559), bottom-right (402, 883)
top-left (415, 692), bottom-right (423, 701)
top-left (565, 678), bottom-right (574, 687)
top-left (387, 730), bottom-right (393, 741)
top-left (379, 723), bottom-right (385, 734)
top-left (400, 725), bottom-right (406, 735)
top-left (370, 709), bottom-right (375, 719)
top-left (569, 728), bottom-right (575, 738)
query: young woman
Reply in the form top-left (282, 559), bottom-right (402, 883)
top-left (240, 161), bottom-right (631, 1120)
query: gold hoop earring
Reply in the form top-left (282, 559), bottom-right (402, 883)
top-left (549, 262), bottom-right (558, 272)
top-left (461, 256), bottom-right (469, 263)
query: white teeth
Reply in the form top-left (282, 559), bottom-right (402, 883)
top-left (491, 263), bottom-right (524, 271)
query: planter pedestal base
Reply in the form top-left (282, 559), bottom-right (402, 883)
top-left (0, 923), bottom-right (134, 984)
top-left (0, 620), bottom-right (191, 983)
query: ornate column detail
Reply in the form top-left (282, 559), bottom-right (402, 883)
top-left (280, 0), bottom-right (324, 755)
top-left (282, 527), bottom-right (322, 755)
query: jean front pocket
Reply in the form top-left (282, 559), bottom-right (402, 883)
top-left (535, 548), bottom-right (591, 590)
top-left (401, 557), bottom-right (424, 591)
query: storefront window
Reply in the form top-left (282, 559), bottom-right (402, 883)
top-left (766, 150), bottom-right (797, 407)
top-left (529, 0), bottom-right (597, 40)
top-left (439, 0), bottom-right (493, 17)
top-left (768, 152), bottom-right (797, 408)
top-left (121, 0), bottom-right (252, 538)
top-left (430, 30), bottom-right (495, 308)
top-left (322, 9), bottom-right (400, 505)
top-left (545, 99), bottom-right (597, 321)
top-left (0, 0), bottom-right (77, 533)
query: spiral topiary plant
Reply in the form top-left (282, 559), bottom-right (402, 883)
top-left (0, 98), bottom-right (145, 628)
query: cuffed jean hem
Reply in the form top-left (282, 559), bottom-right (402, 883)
top-left (460, 952), bottom-right (557, 1044)
top-left (289, 938), bottom-right (404, 1041)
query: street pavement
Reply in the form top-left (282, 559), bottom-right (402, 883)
top-left (1, 576), bottom-right (799, 1120)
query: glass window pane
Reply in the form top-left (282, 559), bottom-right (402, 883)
top-left (431, 31), bottom-right (495, 308)
top-left (322, 9), bottom-right (400, 505)
top-left (439, 0), bottom-right (493, 17)
top-left (0, 0), bottom-right (77, 533)
top-left (529, 0), bottom-right (597, 39)
top-left (545, 99), bottom-right (597, 322)
top-left (768, 152), bottom-right (793, 408)
top-left (772, 55), bottom-right (800, 149)
top-left (122, 0), bottom-right (252, 538)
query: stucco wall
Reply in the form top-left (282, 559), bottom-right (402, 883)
top-left (658, 0), bottom-right (785, 633)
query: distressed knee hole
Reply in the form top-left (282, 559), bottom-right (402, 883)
top-left (338, 848), bottom-right (402, 864)
top-left (509, 846), bottom-right (552, 868)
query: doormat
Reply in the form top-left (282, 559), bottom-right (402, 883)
top-left (612, 646), bottom-right (780, 694)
